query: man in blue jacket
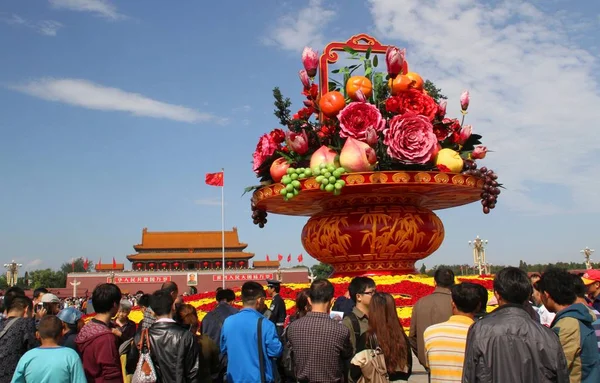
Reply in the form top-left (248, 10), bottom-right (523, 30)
top-left (221, 281), bottom-right (283, 383)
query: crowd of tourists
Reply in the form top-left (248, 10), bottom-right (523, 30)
top-left (0, 267), bottom-right (600, 382)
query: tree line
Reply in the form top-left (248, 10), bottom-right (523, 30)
top-left (0, 258), bottom-right (94, 290)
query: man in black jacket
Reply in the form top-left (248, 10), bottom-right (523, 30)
top-left (462, 267), bottom-right (569, 383)
top-left (127, 290), bottom-right (200, 382)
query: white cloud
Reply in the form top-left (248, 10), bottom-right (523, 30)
top-left (49, 0), bottom-right (125, 20)
top-left (25, 259), bottom-right (43, 269)
top-left (369, 0), bottom-right (600, 213)
top-left (9, 78), bottom-right (221, 124)
top-left (1, 14), bottom-right (63, 36)
top-left (263, 0), bottom-right (336, 51)
top-left (232, 105), bottom-right (252, 113)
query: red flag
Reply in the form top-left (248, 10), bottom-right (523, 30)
top-left (277, 254), bottom-right (283, 262)
top-left (205, 172), bottom-right (224, 187)
top-left (298, 254), bottom-right (303, 263)
top-left (72, 259), bottom-right (75, 272)
top-left (266, 255), bottom-right (270, 262)
top-left (112, 257), bottom-right (117, 269)
top-left (98, 258), bottom-right (102, 270)
top-left (287, 254), bottom-right (292, 262)
top-left (83, 258), bottom-right (89, 271)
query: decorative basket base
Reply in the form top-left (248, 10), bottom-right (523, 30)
top-left (301, 204), bottom-right (444, 277)
top-left (253, 171), bottom-right (483, 276)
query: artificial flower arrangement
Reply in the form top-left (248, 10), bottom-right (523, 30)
top-left (249, 40), bottom-right (501, 228)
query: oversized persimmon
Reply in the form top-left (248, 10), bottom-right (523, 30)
top-left (319, 91), bottom-right (346, 118)
top-left (405, 72), bottom-right (424, 90)
top-left (346, 76), bottom-right (373, 101)
top-left (388, 75), bottom-right (412, 95)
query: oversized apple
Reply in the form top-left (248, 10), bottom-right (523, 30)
top-left (435, 148), bottom-right (464, 173)
top-left (340, 137), bottom-right (377, 172)
top-left (270, 157), bottom-right (290, 182)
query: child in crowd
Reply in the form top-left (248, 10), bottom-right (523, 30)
top-left (11, 315), bottom-right (86, 383)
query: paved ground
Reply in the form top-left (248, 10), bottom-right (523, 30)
top-left (408, 355), bottom-right (429, 383)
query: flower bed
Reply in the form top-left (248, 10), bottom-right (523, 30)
top-left (127, 275), bottom-right (495, 329)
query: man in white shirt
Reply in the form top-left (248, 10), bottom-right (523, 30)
top-left (530, 273), bottom-right (555, 326)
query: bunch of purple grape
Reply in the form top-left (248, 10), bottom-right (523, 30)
top-left (251, 204), bottom-right (268, 228)
top-left (462, 161), bottom-right (501, 214)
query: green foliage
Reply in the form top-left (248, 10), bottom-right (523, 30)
top-left (423, 80), bottom-right (447, 104)
top-left (0, 275), bottom-right (8, 290)
top-left (28, 268), bottom-right (66, 289)
top-left (311, 263), bottom-right (334, 279)
top-left (426, 261), bottom-right (592, 276)
top-left (273, 87), bottom-right (292, 126)
top-left (60, 257), bottom-right (93, 275)
top-left (419, 264), bottom-right (427, 274)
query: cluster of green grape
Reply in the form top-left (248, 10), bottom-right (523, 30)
top-left (279, 167), bottom-right (312, 201)
top-left (279, 164), bottom-right (347, 200)
top-left (314, 164), bottom-right (346, 195)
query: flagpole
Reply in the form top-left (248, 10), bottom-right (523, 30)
top-left (221, 168), bottom-right (225, 289)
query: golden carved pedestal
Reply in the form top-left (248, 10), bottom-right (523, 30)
top-left (252, 171), bottom-right (484, 276)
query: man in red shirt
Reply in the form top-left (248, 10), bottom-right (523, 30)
top-left (76, 283), bottom-right (123, 383)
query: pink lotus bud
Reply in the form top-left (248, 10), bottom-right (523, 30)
top-left (309, 145), bottom-right (339, 169)
top-left (437, 100), bottom-right (447, 118)
top-left (386, 46), bottom-right (405, 79)
top-left (355, 89), bottom-right (367, 102)
top-left (298, 69), bottom-right (311, 89)
top-left (340, 137), bottom-right (377, 172)
top-left (285, 130), bottom-right (309, 155)
top-left (460, 90), bottom-right (470, 111)
top-left (364, 127), bottom-right (378, 146)
top-left (457, 125), bottom-right (472, 145)
top-left (472, 146), bottom-right (487, 159)
top-left (302, 47), bottom-right (319, 78)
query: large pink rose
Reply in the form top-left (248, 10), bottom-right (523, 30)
top-left (383, 112), bottom-right (438, 164)
top-left (338, 102), bottom-right (385, 144)
top-left (253, 133), bottom-right (279, 173)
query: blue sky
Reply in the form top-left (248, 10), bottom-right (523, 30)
top-left (1, 0), bottom-right (600, 273)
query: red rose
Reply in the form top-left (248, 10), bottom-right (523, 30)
top-left (385, 90), bottom-right (438, 121)
top-left (269, 129), bottom-right (286, 144)
top-left (383, 112), bottom-right (438, 164)
top-left (338, 102), bottom-right (386, 143)
top-left (432, 123), bottom-right (451, 141)
top-left (252, 133), bottom-right (279, 173)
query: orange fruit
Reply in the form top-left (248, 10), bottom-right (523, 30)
top-left (388, 75), bottom-right (412, 95)
top-left (346, 76), bottom-right (373, 101)
top-left (405, 72), bottom-right (424, 90)
top-left (319, 91), bottom-right (346, 118)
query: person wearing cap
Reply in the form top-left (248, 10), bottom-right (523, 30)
top-left (40, 294), bottom-right (61, 316)
top-left (57, 307), bottom-right (83, 351)
top-left (266, 279), bottom-right (286, 338)
top-left (582, 269), bottom-right (600, 312)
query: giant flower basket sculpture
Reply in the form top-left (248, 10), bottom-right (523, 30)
top-left (248, 34), bottom-right (501, 276)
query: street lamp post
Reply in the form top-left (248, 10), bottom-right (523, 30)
top-left (3, 260), bottom-right (23, 287)
top-left (581, 247), bottom-right (595, 270)
top-left (468, 236), bottom-right (488, 276)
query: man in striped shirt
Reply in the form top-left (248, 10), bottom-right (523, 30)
top-left (424, 282), bottom-right (481, 382)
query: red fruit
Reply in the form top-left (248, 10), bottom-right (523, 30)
top-left (270, 158), bottom-right (290, 183)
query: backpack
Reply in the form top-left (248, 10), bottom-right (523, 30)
top-left (132, 329), bottom-right (157, 383)
top-left (281, 328), bottom-right (295, 378)
top-left (347, 312), bottom-right (361, 344)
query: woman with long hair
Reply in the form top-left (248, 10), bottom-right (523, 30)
top-left (350, 292), bottom-right (412, 382)
top-left (284, 288), bottom-right (311, 327)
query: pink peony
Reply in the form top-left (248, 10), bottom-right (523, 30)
top-left (383, 112), bottom-right (438, 164)
top-left (253, 133), bottom-right (279, 173)
top-left (285, 130), bottom-right (309, 155)
top-left (338, 102), bottom-right (385, 144)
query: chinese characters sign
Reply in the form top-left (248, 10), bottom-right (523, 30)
top-left (107, 276), bottom-right (172, 284)
top-left (212, 273), bottom-right (273, 282)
